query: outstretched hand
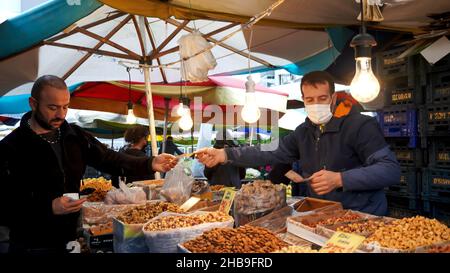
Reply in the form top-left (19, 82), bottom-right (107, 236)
top-left (52, 197), bottom-right (86, 215)
top-left (152, 153), bottom-right (178, 172)
top-left (196, 148), bottom-right (227, 168)
top-left (309, 169), bottom-right (343, 195)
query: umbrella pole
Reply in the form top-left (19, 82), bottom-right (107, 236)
top-left (249, 125), bottom-right (254, 146)
top-left (162, 97), bottom-right (170, 153)
top-left (143, 65), bottom-right (161, 179)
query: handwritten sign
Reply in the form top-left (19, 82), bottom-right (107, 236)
top-left (319, 231), bottom-right (366, 253)
top-left (218, 188), bottom-right (236, 214)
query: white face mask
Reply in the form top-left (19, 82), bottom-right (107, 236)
top-left (305, 103), bottom-right (333, 125)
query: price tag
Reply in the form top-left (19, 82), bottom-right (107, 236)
top-left (179, 197), bottom-right (201, 212)
top-left (218, 188), bottom-right (236, 214)
top-left (319, 231), bottom-right (366, 253)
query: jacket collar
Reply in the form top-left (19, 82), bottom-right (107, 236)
top-left (304, 115), bottom-right (346, 133)
top-left (20, 111), bottom-right (77, 138)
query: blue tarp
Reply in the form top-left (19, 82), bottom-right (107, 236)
top-left (0, 0), bottom-right (102, 60)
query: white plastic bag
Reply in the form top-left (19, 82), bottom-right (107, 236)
top-left (160, 160), bottom-right (194, 205)
top-left (178, 30), bottom-right (217, 82)
top-left (142, 212), bottom-right (234, 253)
top-left (104, 181), bottom-right (146, 205)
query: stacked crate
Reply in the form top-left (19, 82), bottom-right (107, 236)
top-left (420, 54), bottom-right (450, 226)
top-left (375, 46), bottom-right (427, 218)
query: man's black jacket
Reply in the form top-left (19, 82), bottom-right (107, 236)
top-left (0, 112), bottom-right (155, 251)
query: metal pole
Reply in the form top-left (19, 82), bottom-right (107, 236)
top-left (139, 16), bottom-right (161, 179)
top-left (143, 65), bottom-right (160, 179)
top-left (249, 125), bottom-right (254, 146)
top-left (162, 97), bottom-right (170, 153)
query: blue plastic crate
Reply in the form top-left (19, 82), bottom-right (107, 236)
top-left (420, 104), bottom-right (450, 136)
top-left (426, 70), bottom-right (450, 105)
top-left (386, 194), bottom-right (421, 211)
top-left (377, 46), bottom-right (427, 87)
top-left (386, 138), bottom-right (423, 167)
top-left (385, 167), bottom-right (420, 197)
top-left (422, 195), bottom-right (450, 227)
top-left (427, 137), bottom-right (450, 169)
top-left (422, 168), bottom-right (450, 200)
top-left (377, 106), bottom-right (418, 147)
top-left (385, 86), bottom-right (424, 106)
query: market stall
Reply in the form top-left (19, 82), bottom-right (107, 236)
top-left (77, 174), bottom-right (450, 254)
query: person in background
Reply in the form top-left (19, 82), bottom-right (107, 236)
top-left (111, 125), bottom-right (154, 186)
top-left (0, 75), bottom-right (177, 253)
top-left (197, 71), bottom-right (400, 216)
top-left (203, 130), bottom-right (245, 188)
top-left (159, 136), bottom-right (183, 156)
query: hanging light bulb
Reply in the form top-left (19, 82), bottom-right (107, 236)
top-left (350, 57), bottom-right (380, 103)
top-left (349, 0), bottom-right (380, 103)
top-left (173, 101), bottom-right (187, 117)
top-left (241, 75), bottom-right (261, 123)
top-left (126, 102), bottom-right (136, 124)
top-left (179, 110), bottom-right (193, 131)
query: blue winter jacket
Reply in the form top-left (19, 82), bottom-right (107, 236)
top-left (225, 112), bottom-right (401, 216)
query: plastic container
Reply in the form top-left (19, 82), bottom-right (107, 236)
top-left (384, 167), bottom-right (420, 197)
top-left (386, 137), bottom-right (423, 166)
top-left (427, 137), bottom-right (450, 169)
top-left (420, 103), bottom-right (450, 136)
top-left (421, 168), bottom-right (450, 200)
top-left (377, 105), bottom-right (418, 138)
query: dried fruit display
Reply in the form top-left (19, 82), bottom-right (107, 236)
top-left (305, 211), bottom-right (364, 228)
top-left (117, 202), bottom-right (183, 224)
top-left (143, 212), bottom-right (232, 231)
top-left (274, 246), bottom-right (320, 253)
top-left (81, 177), bottom-right (112, 191)
top-left (182, 225), bottom-right (288, 253)
top-left (366, 216), bottom-right (450, 250)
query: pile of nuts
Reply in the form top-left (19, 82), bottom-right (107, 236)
top-left (81, 177), bottom-right (112, 192)
top-left (336, 219), bottom-right (390, 235)
top-left (143, 212), bottom-right (232, 231)
top-left (182, 225), bottom-right (288, 253)
top-left (366, 216), bottom-right (450, 250)
top-left (210, 185), bottom-right (225, 191)
top-left (235, 180), bottom-right (285, 215)
top-left (89, 222), bottom-right (113, 236)
top-left (117, 202), bottom-right (183, 224)
top-left (191, 181), bottom-right (210, 194)
top-left (274, 246), bottom-right (320, 253)
top-left (87, 189), bottom-right (108, 202)
top-left (306, 212), bottom-right (364, 228)
top-left (427, 245), bottom-right (450, 253)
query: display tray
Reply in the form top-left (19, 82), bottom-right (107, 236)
top-left (315, 217), bottom-right (394, 239)
top-left (292, 197), bottom-right (343, 215)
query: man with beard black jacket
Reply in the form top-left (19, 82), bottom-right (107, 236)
top-left (0, 75), bottom-right (178, 253)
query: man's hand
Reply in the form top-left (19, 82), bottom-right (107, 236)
top-left (309, 169), bottom-right (343, 195)
top-left (52, 197), bottom-right (86, 215)
top-left (196, 148), bottom-right (227, 168)
top-left (152, 153), bottom-right (178, 172)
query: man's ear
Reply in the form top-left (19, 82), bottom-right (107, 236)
top-left (29, 97), bottom-right (38, 112)
top-left (330, 93), bottom-right (338, 112)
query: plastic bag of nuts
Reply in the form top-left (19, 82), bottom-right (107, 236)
top-left (234, 180), bottom-right (286, 226)
top-left (113, 201), bottom-right (184, 253)
top-left (142, 211), bottom-right (234, 253)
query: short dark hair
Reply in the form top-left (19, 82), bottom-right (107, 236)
top-left (124, 125), bottom-right (149, 144)
top-left (31, 75), bottom-right (68, 100)
top-left (300, 71), bottom-right (335, 96)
